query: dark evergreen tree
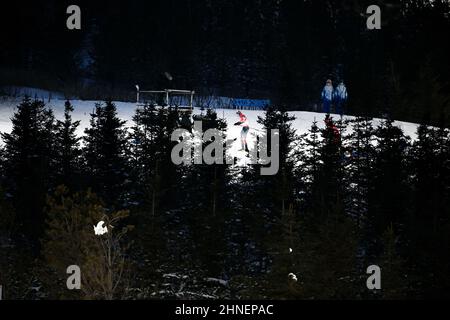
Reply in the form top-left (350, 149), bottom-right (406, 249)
top-left (128, 105), bottom-right (188, 283)
top-left (296, 204), bottom-right (359, 299)
top-left (83, 101), bottom-right (130, 208)
top-left (410, 124), bottom-right (449, 231)
top-left (259, 204), bottom-right (303, 299)
top-left (1, 97), bottom-right (56, 238)
top-left (54, 100), bottom-right (81, 189)
top-left (345, 116), bottom-right (376, 228)
top-left (367, 119), bottom-right (411, 253)
top-left (131, 105), bottom-right (188, 214)
top-left (233, 107), bottom-right (298, 292)
top-left (407, 123), bottom-right (450, 297)
top-left (185, 108), bottom-right (231, 276)
top-left (295, 115), bottom-right (359, 299)
top-left (130, 103), bottom-right (164, 216)
top-left (299, 119), bottom-right (321, 208)
top-left (305, 115), bottom-right (346, 219)
top-left (378, 225), bottom-right (408, 299)
top-left (252, 107), bottom-right (297, 218)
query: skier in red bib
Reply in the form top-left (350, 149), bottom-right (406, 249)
top-left (324, 114), bottom-right (341, 145)
top-left (234, 111), bottom-right (250, 152)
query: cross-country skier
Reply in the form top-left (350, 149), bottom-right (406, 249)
top-left (321, 79), bottom-right (334, 114)
top-left (333, 81), bottom-right (348, 117)
top-left (234, 110), bottom-right (250, 152)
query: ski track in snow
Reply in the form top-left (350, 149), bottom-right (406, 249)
top-left (0, 96), bottom-right (420, 166)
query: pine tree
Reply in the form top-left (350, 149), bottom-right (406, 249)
top-left (190, 109), bottom-right (229, 214)
top-left (1, 97), bottom-right (56, 237)
top-left (299, 119), bottom-right (322, 209)
top-left (129, 103), bottom-right (163, 216)
top-left (54, 100), bottom-right (81, 189)
top-left (305, 114), bottom-right (345, 219)
top-left (294, 115), bottom-right (360, 299)
top-left (378, 224), bottom-right (408, 299)
top-left (407, 123), bottom-right (450, 297)
top-left (130, 105), bottom-right (186, 214)
top-left (368, 119), bottom-right (410, 252)
top-left (156, 107), bottom-right (187, 209)
top-left (185, 108), bottom-right (231, 276)
top-left (410, 123), bottom-right (449, 231)
top-left (255, 106), bottom-right (297, 217)
top-left (83, 101), bottom-right (130, 208)
top-left (296, 202), bottom-right (359, 299)
top-left (346, 116), bottom-right (376, 228)
top-left (128, 104), bottom-right (187, 287)
top-left (234, 107), bottom-right (297, 283)
top-left (260, 204), bottom-right (303, 299)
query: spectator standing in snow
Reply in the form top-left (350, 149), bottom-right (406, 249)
top-left (234, 111), bottom-right (250, 152)
top-left (321, 79), bottom-right (334, 114)
top-left (333, 81), bottom-right (348, 116)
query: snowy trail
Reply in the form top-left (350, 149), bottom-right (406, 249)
top-left (0, 97), bottom-right (420, 166)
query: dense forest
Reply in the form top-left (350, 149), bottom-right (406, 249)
top-left (1, 0), bottom-right (450, 125)
top-left (0, 97), bottom-right (449, 299)
top-left (1, 0), bottom-right (450, 300)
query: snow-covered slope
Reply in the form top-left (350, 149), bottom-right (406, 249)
top-left (0, 96), bottom-right (420, 166)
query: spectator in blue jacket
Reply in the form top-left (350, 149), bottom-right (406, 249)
top-left (321, 79), bottom-right (333, 114)
top-left (333, 81), bottom-right (348, 116)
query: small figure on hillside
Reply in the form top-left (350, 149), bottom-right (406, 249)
top-left (321, 79), bottom-right (334, 114)
top-left (333, 81), bottom-right (348, 117)
top-left (324, 114), bottom-right (341, 145)
top-left (234, 111), bottom-right (250, 152)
